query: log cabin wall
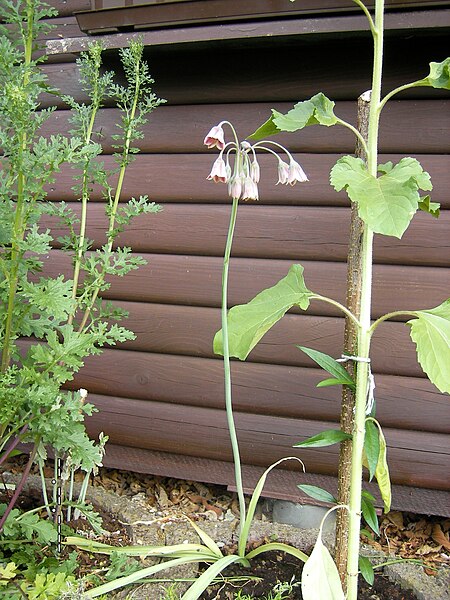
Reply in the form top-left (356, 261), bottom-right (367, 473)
top-left (34, 0), bottom-right (450, 512)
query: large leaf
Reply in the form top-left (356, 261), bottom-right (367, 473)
top-left (294, 429), bottom-right (352, 449)
top-left (249, 93), bottom-right (338, 139)
top-left (330, 156), bottom-right (432, 238)
top-left (301, 531), bottom-right (345, 600)
top-left (408, 299), bottom-right (450, 393)
top-left (418, 58), bottom-right (450, 90)
top-left (214, 264), bottom-right (313, 360)
top-left (298, 346), bottom-right (356, 389)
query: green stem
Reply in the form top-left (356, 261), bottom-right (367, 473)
top-left (369, 310), bottom-right (418, 334)
top-left (335, 118), bottom-right (369, 155)
top-left (78, 58), bottom-right (141, 333)
top-left (378, 80), bottom-right (424, 112)
top-left (311, 294), bottom-right (361, 328)
top-left (352, 0), bottom-right (376, 35)
top-left (69, 108), bottom-right (99, 326)
top-left (222, 196), bottom-right (246, 526)
top-left (346, 2), bottom-right (384, 598)
top-left (1, 0), bottom-right (34, 373)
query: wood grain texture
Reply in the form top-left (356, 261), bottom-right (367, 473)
top-left (44, 203), bottom-right (450, 267)
top-left (44, 153), bottom-right (450, 207)
top-left (42, 250), bottom-right (450, 318)
top-left (37, 100), bottom-right (450, 154)
top-left (84, 393), bottom-right (449, 489)
top-left (92, 301), bottom-right (428, 378)
top-left (67, 348), bottom-right (448, 434)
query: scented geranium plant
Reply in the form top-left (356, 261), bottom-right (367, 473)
top-left (0, 0), bottom-right (162, 564)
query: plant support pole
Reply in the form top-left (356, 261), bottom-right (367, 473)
top-left (346, 1), bottom-right (384, 597)
top-left (334, 93), bottom-right (370, 589)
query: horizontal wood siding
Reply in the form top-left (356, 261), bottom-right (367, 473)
top-left (36, 3), bottom-right (450, 500)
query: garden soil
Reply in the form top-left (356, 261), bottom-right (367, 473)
top-left (1, 462), bottom-right (449, 599)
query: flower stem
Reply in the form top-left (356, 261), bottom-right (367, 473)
top-left (221, 196), bottom-right (246, 526)
top-left (346, 1), bottom-right (384, 598)
top-left (1, 0), bottom-right (34, 373)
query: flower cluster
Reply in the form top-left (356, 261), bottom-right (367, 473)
top-left (204, 121), bottom-right (308, 201)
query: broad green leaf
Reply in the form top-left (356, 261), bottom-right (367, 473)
top-left (361, 492), bottom-right (379, 534)
top-left (301, 533), bottom-right (345, 600)
top-left (418, 195), bottom-right (440, 218)
top-left (330, 156), bottom-right (432, 238)
top-left (359, 556), bottom-right (375, 585)
top-left (298, 346), bottom-right (356, 389)
top-left (418, 58), bottom-right (450, 90)
top-left (214, 264), bottom-right (313, 360)
top-left (364, 419), bottom-right (380, 481)
top-left (408, 299), bottom-right (450, 393)
top-left (249, 93), bottom-right (337, 139)
top-left (248, 113), bottom-right (281, 140)
top-left (375, 427), bottom-right (391, 513)
top-left (294, 429), bottom-right (352, 449)
top-left (298, 484), bottom-right (337, 504)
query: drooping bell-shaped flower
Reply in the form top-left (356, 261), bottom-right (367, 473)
top-left (207, 156), bottom-right (228, 183)
top-left (205, 121), bottom-right (308, 201)
top-left (276, 160), bottom-right (290, 185)
top-left (204, 124), bottom-right (226, 150)
top-left (288, 159), bottom-right (309, 185)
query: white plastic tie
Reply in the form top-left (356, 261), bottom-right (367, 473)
top-left (336, 354), bottom-right (371, 364)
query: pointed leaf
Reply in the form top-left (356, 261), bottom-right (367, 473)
top-left (214, 264), bottom-right (313, 360)
top-left (298, 346), bottom-right (356, 389)
top-left (317, 377), bottom-right (355, 388)
top-left (301, 534), bottom-right (345, 600)
top-left (408, 299), bottom-right (450, 393)
top-left (181, 555), bottom-right (244, 600)
top-left (246, 542), bottom-right (308, 563)
top-left (364, 419), bottom-right (380, 481)
top-left (294, 430), bottom-right (352, 449)
top-left (298, 484), bottom-right (337, 504)
top-left (419, 58), bottom-right (450, 90)
top-left (248, 113), bottom-right (281, 140)
top-left (239, 457), bottom-right (304, 556)
top-left (187, 518), bottom-right (223, 558)
top-left (249, 93), bottom-right (338, 139)
top-left (418, 195), bottom-right (440, 218)
top-left (361, 493), bottom-right (379, 535)
top-left (374, 427), bottom-right (391, 513)
top-left (330, 156), bottom-right (432, 238)
top-left (359, 556), bottom-right (375, 585)
top-left (88, 556), bottom-right (202, 597)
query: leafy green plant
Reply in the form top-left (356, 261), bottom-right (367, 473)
top-left (0, 0), bottom-right (163, 595)
top-left (67, 129), bottom-right (310, 596)
top-left (210, 1), bottom-right (449, 598)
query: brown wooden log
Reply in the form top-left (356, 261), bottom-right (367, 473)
top-left (42, 153), bottom-right (450, 208)
top-left (65, 348), bottom-right (449, 434)
top-left (84, 393), bottom-right (450, 489)
top-left (37, 100), bottom-right (450, 155)
top-left (43, 203), bottom-right (450, 267)
top-left (41, 250), bottom-right (450, 318)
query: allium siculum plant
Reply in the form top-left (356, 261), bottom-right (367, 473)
top-left (209, 3), bottom-right (450, 600)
